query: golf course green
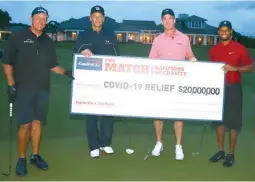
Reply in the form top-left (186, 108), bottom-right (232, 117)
top-left (0, 43), bottom-right (254, 181)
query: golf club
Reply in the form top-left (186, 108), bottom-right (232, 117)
top-left (144, 122), bottom-right (154, 160)
top-left (143, 146), bottom-right (150, 160)
top-left (192, 123), bottom-right (207, 156)
top-left (2, 102), bottom-right (13, 176)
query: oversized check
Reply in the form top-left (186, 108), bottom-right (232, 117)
top-left (70, 54), bottom-right (226, 121)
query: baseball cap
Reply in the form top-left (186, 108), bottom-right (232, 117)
top-left (31, 7), bottom-right (49, 18)
top-left (161, 8), bottom-right (175, 18)
top-left (90, 5), bottom-right (105, 15)
top-left (218, 20), bottom-right (232, 29)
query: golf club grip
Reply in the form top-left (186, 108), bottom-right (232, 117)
top-left (8, 103), bottom-right (13, 174)
top-left (9, 103), bottom-right (13, 117)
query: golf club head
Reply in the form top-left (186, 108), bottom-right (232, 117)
top-left (192, 152), bottom-right (200, 156)
top-left (144, 154), bottom-right (149, 160)
top-left (144, 150), bottom-right (150, 160)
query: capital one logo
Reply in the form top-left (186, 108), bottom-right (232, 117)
top-left (78, 61), bottom-right (100, 67)
top-left (76, 58), bottom-right (102, 71)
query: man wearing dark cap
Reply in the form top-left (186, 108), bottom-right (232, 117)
top-left (209, 20), bottom-right (253, 167)
top-left (149, 8), bottom-right (197, 160)
top-left (1, 6), bottom-right (74, 176)
top-left (73, 5), bottom-right (119, 158)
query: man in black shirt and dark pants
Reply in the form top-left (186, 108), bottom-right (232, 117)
top-left (1, 7), bottom-right (74, 176)
top-left (73, 5), bottom-right (120, 158)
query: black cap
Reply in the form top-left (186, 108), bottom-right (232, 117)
top-left (31, 7), bottom-right (49, 18)
top-left (161, 8), bottom-right (175, 18)
top-left (218, 20), bottom-right (232, 29)
top-left (90, 5), bottom-right (105, 15)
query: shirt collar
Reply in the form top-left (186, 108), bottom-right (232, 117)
top-left (89, 26), bottom-right (104, 34)
top-left (163, 29), bottom-right (180, 38)
top-left (27, 27), bottom-right (46, 38)
top-left (219, 40), bottom-right (233, 47)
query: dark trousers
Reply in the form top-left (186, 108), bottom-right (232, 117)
top-left (86, 115), bottom-right (114, 151)
top-left (215, 83), bottom-right (243, 130)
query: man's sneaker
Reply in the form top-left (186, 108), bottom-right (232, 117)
top-left (100, 146), bottom-right (114, 154)
top-left (175, 144), bottom-right (184, 160)
top-left (223, 153), bottom-right (235, 167)
top-left (152, 142), bottom-right (163, 156)
top-left (209, 151), bottom-right (225, 162)
top-left (30, 154), bottom-right (48, 170)
top-left (15, 158), bottom-right (27, 177)
top-left (90, 149), bottom-right (100, 158)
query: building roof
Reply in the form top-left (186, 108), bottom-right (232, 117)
top-left (0, 14), bottom-right (217, 35)
top-left (122, 20), bottom-right (156, 26)
top-left (59, 16), bottom-right (118, 31)
top-left (0, 25), bottom-right (28, 32)
top-left (157, 22), bottom-right (217, 35)
top-left (177, 15), bottom-right (207, 21)
top-left (117, 20), bottom-right (161, 32)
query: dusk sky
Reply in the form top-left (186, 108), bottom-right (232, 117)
top-left (1, 1), bottom-right (255, 36)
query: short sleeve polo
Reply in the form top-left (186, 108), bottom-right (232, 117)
top-left (1, 28), bottom-right (59, 90)
top-left (209, 40), bottom-right (253, 84)
top-left (149, 30), bottom-right (194, 60)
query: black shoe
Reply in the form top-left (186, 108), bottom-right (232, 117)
top-left (15, 158), bottom-right (27, 177)
top-left (209, 151), bottom-right (225, 162)
top-left (30, 154), bottom-right (48, 170)
top-left (223, 153), bottom-right (235, 167)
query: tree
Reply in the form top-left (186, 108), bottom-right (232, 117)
top-left (232, 30), bottom-right (255, 48)
top-left (60, 17), bottom-right (76, 24)
top-left (0, 9), bottom-right (12, 29)
top-left (46, 20), bottom-right (60, 41)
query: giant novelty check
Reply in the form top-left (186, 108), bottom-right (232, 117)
top-left (70, 54), bottom-right (226, 121)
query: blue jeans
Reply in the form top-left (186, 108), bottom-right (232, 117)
top-left (86, 115), bottom-right (114, 151)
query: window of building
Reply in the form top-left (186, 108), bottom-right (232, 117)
top-left (71, 32), bottom-right (77, 40)
top-left (191, 21), bottom-right (202, 28)
top-left (206, 36), bottom-right (214, 45)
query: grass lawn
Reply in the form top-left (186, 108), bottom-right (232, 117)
top-left (0, 43), bottom-right (255, 181)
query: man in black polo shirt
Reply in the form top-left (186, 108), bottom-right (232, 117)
top-left (73, 5), bottom-right (120, 158)
top-left (1, 7), bottom-right (74, 176)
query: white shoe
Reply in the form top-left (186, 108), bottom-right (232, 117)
top-left (100, 146), bottom-right (114, 154)
top-left (175, 144), bottom-right (184, 160)
top-left (90, 149), bottom-right (100, 158)
top-left (152, 142), bottom-right (163, 156)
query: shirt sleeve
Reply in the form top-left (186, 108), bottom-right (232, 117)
top-left (241, 47), bottom-right (253, 66)
top-left (209, 48), bottom-right (214, 61)
top-left (185, 37), bottom-right (194, 59)
top-left (149, 39), bottom-right (158, 58)
top-left (73, 32), bottom-right (92, 54)
top-left (1, 33), bottom-right (17, 65)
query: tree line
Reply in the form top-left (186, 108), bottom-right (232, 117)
top-left (0, 9), bottom-right (255, 48)
top-left (0, 9), bottom-right (61, 41)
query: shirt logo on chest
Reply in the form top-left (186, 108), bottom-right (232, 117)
top-left (105, 40), bottom-right (112, 44)
top-left (24, 39), bottom-right (34, 44)
top-left (229, 52), bottom-right (234, 54)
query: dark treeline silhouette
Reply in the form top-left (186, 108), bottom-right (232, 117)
top-left (0, 8), bottom-right (255, 49)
